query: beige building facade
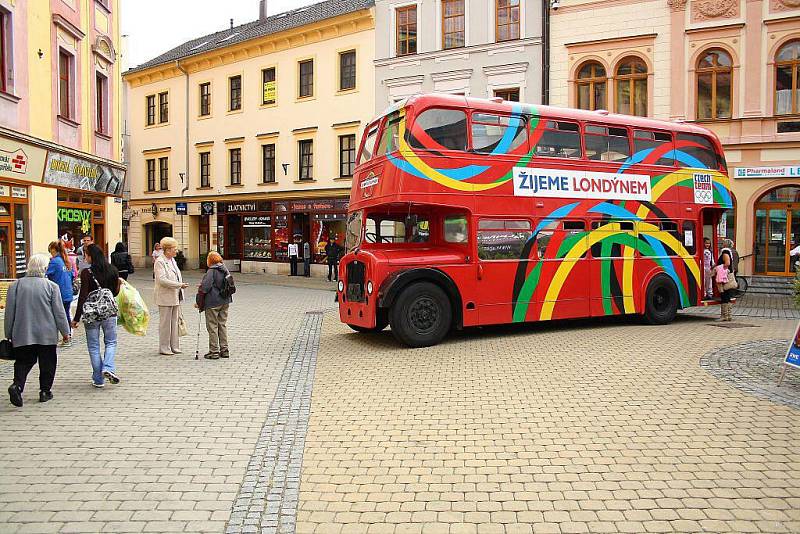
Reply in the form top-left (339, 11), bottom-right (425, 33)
top-left (550, 0), bottom-right (800, 277)
top-left (124, 0), bottom-right (374, 274)
top-left (0, 0), bottom-right (124, 277)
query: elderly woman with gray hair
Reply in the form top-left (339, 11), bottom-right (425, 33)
top-left (6, 254), bottom-right (71, 407)
top-left (154, 237), bottom-right (188, 355)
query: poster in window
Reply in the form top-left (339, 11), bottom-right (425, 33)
top-left (263, 81), bottom-right (276, 104)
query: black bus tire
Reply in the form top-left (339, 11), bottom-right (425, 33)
top-left (389, 282), bottom-right (452, 348)
top-left (643, 275), bottom-right (679, 325)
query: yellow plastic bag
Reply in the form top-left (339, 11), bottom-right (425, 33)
top-left (116, 280), bottom-right (150, 336)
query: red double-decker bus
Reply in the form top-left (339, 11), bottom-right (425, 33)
top-left (337, 94), bottom-right (733, 347)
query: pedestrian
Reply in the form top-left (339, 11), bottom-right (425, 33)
top-left (703, 237), bottom-right (714, 299)
top-left (6, 254), bottom-right (71, 407)
top-left (288, 241), bottom-right (299, 276)
top-left (154, 237), bottom-right (188, 355)
top-left (715, 248), bottom-right (735, 321)
top-left (325, 236), bottom-right (341, 282)
top-left (721, 238), bottom-right (739, 275)
top-left (72, 244), bottom-right (122, 388)
top-left (111, 242), bottom-right (135, 280)
top-left (303, 240), bottom-right (311, 277)
top-left (195, 252), bottom-right (233, 360)
top-left (46, 240), bottom-right (75, 346)
top-left (151, 242), bottom-right (163, 279)
top-left (76, 234), bottom-right (94, 272)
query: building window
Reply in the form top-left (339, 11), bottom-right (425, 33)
top-left (229, 75), bottom-right (242, 111)
top-left (576, 61), bottom-right (607, 111)
top-left (0, 10), bottom-right (10, 93)
top-left (262, 67), bottom-right (276, 105)
top-left (199, 82), bottom-right (211, 116)
top-left (262, 144), bottom-right (276, 183)
top-left (58, 50), bottom-right (73, 119)
top-left (229, 148), bottom-right (241, 185)
top-left (146, 95), bottom-right (155, 126)
top-left (158, 157), bottom-right (169, 190)
top-left (697, 49), bottom-right (732, 120)
top-left (776, 41), bottom-right (800, 116)
top-left (396, 5), bottom-right (418, 56)
top-left (146, 159), bottom-right (156, 192)
top-left (339, 51), bottom-right (356, 91)
top-left (199, 152), bottom-right (210, 188)
top-left (339, 134), bottom-right (356, 177)
top-left (442, 0), bottom-right (465, 49)
top-left (615, 57), bottom-right (647, 117)
top-left (298, 139), bottom-right (313, 181)
top-left (494, 88), bottom-right (520, 102)
top-left (158, 91), bottom-right (168, 123)
top-left (299, 60), bottom-right (313, 98)
top-left (496, 0), bottom-right (520, 42)
top-left (95, 72), bottom-right (108, 134)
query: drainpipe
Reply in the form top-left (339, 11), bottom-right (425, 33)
top-left (542, 0), bottom-right (551, 106)
top-left (176, 59), bottom-right (190, 255)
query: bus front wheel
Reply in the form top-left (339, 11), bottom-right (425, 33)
top-left (389, 282), bottom-right (452, 348)
top-left (643, 275), bottom-right (679, 325)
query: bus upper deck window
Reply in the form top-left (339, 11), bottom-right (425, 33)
top-left (585, 125), bottom-right (631, 162)
top-left (534, 121), bottom-right (581, 159)
top-left (676, 133), bottom-right (721, 170)
top-left (377, 112), bottom-right (402, 156)
top-left (358, 125), bottom-right (379, 165)
top-left (471, 113), bottom-right (527, 154)
top-left (633, 130), bottom-right (674, 166)
top-left (407, 108), bottom-right (468, 151)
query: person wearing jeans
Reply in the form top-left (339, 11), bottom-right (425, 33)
top-left (85, 317), bottom-right (118, 386)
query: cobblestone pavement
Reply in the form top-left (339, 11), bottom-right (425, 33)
top-left (0, 272), bottom-right (332, 534)
top-left (299, 314), bottom-right (800, 534)
top-left (682, 294), bottom-right (800, 320)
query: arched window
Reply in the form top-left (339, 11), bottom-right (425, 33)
top-left (576, 62), bottom-right (607, 111)
top-left (697, 49), bottom-right (732, 120)
top-left (615, 57), bottom-right (648, 116)
top-left (776, 40), bottom-right (800, 115)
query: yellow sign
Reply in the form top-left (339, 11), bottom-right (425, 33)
top-left (263, 81), bottom-right (276, 104)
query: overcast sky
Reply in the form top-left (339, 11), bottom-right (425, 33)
top-left (121, 0), bottom-right (320, 70)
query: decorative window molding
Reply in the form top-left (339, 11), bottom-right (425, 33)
top-left (91, 35), bottom-right (115, 65)
top-left (52, 14), bottom-right (85, 40)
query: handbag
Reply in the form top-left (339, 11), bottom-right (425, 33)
top-left (722, 272), bottom-right (738, 291)
top-left (177, 310), bottom-right (188, 337)
top-left (0, 339), bottom-right (13, 361)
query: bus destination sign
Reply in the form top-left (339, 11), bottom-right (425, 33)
top-left (513, 167), bottom-right (651, 202)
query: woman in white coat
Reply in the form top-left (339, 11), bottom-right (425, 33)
top-left (154, 237), bottom-right (188, 355)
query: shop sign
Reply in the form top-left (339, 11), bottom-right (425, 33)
top-left (11, 186), bottom-right (26, 199)
top-left (201, 201), bottom-right (215, 216)
top-left (243, 215), bottom-right (271, 227)
top-left (57, 207), bottom-right (92, 234)
top-left (175, 202), bottom-right (188, 215)
top-left (221, 201), bottom-right (258, 213)
top-left (44, 152), bottom-right (125, 195)
top-left (290, 200), bottom-right (337, 212)
top-left (0, 136), bottom-right (47, 183)
top-left (0, 148), bottom-right (28, 175)
top-left (733, 166), bottom-right (800, 179)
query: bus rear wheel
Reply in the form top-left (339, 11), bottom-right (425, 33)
top-left (390, 282), bottom-right (452, 348)
top-left (643, 275), bottom-right (679, 325)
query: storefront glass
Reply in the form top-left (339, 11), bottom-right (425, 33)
top-left (243, 215), bottom-right (272, 260)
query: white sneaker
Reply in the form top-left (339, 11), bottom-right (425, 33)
top-left (91, 381), bottom-right (105, 388)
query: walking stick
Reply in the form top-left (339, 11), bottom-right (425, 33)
top-left (195, 310), bottom-right (203, 360)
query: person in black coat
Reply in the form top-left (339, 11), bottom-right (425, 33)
top-left (110, 242), bottom-right (135, 280)
top-left (325, 236), bottom-right (341, 282)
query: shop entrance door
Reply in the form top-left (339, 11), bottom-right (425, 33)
top-left (754, 206), bottom-right (800, 275)
top-left (0, 224), bottom-right (11, 278)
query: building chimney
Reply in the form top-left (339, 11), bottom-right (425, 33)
top-left (230, 18), bottom-right (234, 29)
top-left (259, 0), bottom-right (268, 21)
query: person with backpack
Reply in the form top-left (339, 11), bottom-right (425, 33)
top-left (111, 242), bottom-right (135, 280)
top-left (72, 244), bottom-right (122, 388)
top-left (47, 240), bottom-right (75, 346)
top-left (195, 252), bottom-right (234, 360)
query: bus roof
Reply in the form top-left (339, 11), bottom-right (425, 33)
top-left (381, 93), bottom-right (715, 138)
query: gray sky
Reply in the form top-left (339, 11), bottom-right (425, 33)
top-left (121, 0), bottom-right (320, 70)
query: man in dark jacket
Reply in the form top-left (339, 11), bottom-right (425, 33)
top-left (196, 252), bottom-right (233, 359)
top-left (325, 236), bottom-right (341, 282)
top-left (302, 241), bottom-right (312, 277)
top-left (110, 242), bottom-right (135, 280)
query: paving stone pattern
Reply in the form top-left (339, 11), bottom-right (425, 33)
top-left (682, 294), bottom-right (800, 320)
top-left (0, 272), bottom-right (331, 534)
top-left (299, 314), bottom-right (800, 534)
top-left (226, 311), bottom-right (323, 534)
top-left (701, 339), bottom-right (800, 411)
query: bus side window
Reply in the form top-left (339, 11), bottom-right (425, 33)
top-left (376, 112), bottom-right (402, 156)
top-left (471, 113), bottom-right (527, 154)
top-left (477, 219), bottom-right (532, 260)
top-left (675, 133), bottom-right (720, 170)
top-left (444, 215), bottom-right (468, 243)
top-left (590, 220), bottom-right (635, 257)
top-left (534, 121), bottom-right (581, 159)
top-left (407, 108), bottom-right (468, 152)
top-left (682, 221), bottom-right (696, 255)
top-left (358, 124), bottom-right (380, 165)
top-left (585, 125), bottom-right (631, 162)
top-left (633, 130), bottom-right (674, 166)
top-left (660, 220), bottom-right (681, 243)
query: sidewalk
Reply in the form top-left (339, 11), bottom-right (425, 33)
top-left (181, 270), bottom-right (336, 293)
top-left (682, 293), bottom-right (800, 320)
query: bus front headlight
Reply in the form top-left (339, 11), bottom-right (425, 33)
top-left (338, 280), bottom-right (344, 292)
top-left (367, 281), bottom-right (374, 295)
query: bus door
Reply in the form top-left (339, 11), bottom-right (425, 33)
top-left (589, 220), bottom-right (637, 317)
top-left (534, 220), bottom-right (591, 321)
top-left (475, 217), bottom-right (535, 325)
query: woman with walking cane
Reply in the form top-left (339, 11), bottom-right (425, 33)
top-left (195, 252), bottom-right (233, 360)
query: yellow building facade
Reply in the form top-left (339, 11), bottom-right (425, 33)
top-left (124, 0), bottom-right (375, 274)
top-left (0, 0), bottom-right (124, 277)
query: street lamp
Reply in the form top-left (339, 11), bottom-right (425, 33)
top-left (179, 172), bottom-right (186, 253)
